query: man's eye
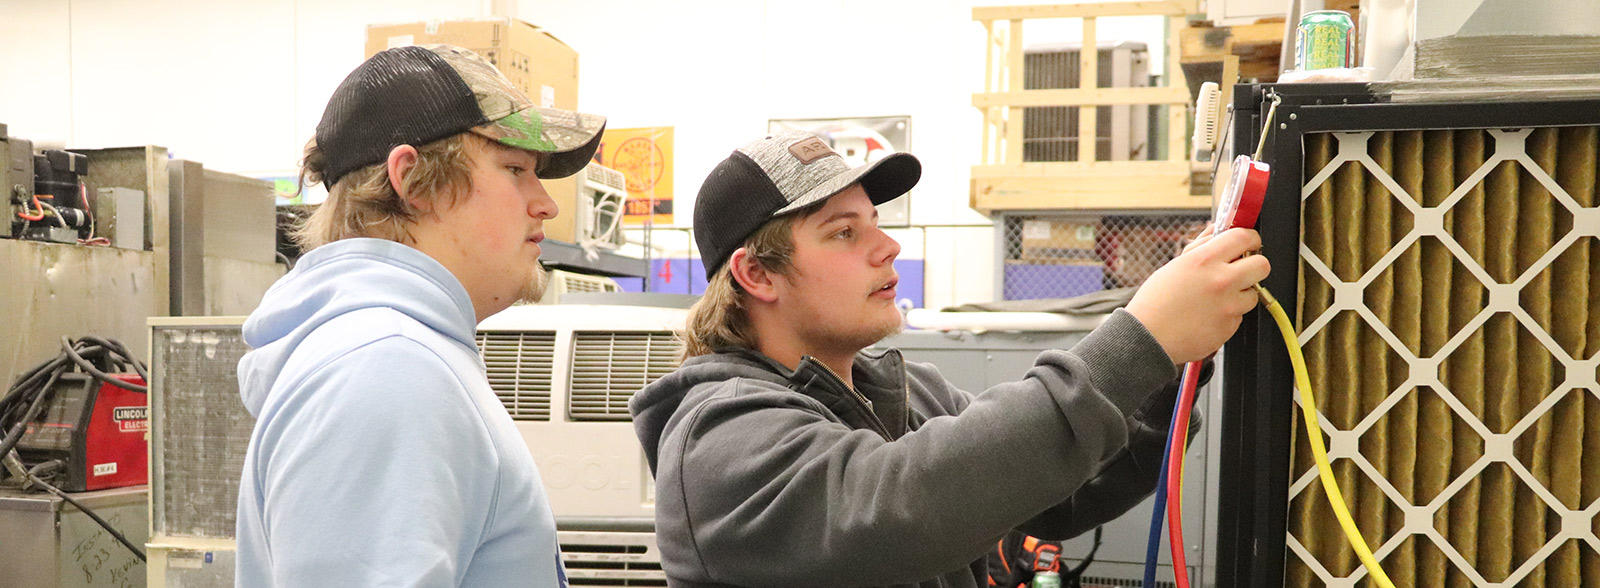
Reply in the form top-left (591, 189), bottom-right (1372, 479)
top-left (507, 165), bottom-right (527, 176)
top-left (834, 227), bottom-right (854, 239)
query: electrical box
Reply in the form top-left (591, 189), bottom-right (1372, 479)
top-left (94, 187), bottom-right (146, 251)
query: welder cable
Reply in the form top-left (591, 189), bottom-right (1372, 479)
top-left (1141, 391), bottom-right (1181, 588)
top-left (17, 457), bottom-right (146, 562)
top-left (1163, 361), bottom-right (1202, 588)
top-left (1255, 284), bottom-right (1396, 588)
top-left (83, 335), bottom-right (149, 383)
top-left (61, 337), bottom-right (147, 393)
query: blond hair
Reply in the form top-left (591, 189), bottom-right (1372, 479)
top-left (682, 201), bottom-right (827, 357)
top-left (291, 133), bottom-right (478, 250)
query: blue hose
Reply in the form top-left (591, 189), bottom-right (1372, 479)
top-left (1143, 373), bottom-right (1187, 588)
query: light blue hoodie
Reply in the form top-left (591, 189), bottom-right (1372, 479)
top-left (235, 238), bottom-right (567, 588)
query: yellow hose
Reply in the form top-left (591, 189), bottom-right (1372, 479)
top-left (1254, 284), bottom-right (1397, 588)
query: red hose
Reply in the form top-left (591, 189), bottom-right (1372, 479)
top-left (1164, 361), bottom-right (1203, 588)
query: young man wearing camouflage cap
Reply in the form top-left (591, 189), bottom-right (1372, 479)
top-left (629, 131), bottom-right (1269, 588)
top-left (234, 45), bottom-right (604, 587)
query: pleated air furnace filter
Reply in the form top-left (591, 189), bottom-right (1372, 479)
top-left (1284, 126), bottom-right (1600, 587)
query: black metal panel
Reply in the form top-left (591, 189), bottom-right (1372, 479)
top-left (541, 238), bottom-right (648, 278)
top-left (1212, 82), bottom-right (1600, 588)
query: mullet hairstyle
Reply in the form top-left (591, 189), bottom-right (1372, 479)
top-left (291, 133), bottom-right (483, 250)
top-left (682, 200), bottom-right (828, 358)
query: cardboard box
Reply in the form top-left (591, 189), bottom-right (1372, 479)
top-left (365, 18), bottom-right (584, 242)
top-left (1019, 219), bottom-right (1098, 262)
top-left (365, 18), bottom-right (577, 110)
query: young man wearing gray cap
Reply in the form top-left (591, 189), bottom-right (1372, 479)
top-left (629, 131), bottom-right (1269, 588)
top-left (234, 44), bottom-right (605, 587)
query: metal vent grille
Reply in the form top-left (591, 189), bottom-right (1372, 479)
top-left (569, 332), bottom-right (682, 421)
top-left (151, 324), bottom-right (255, 539)
top-left (1081, 577), bottom-right (1178, 588)
top-left (564, 275), bottom-right (617, 294)
top-left (560, 531), bottom-right (666, 586)
top-left (1287, 127), bottom-right (1600, 587)
top-left (1022, 43), bottom-right (1150, 162)
top-left (583, 162), bottom-right (627, 191)
top-left (476, 331), bottom-right (556, 421)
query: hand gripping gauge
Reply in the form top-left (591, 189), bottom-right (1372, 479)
top-left (1214, 154), bottom-right (1269, 231)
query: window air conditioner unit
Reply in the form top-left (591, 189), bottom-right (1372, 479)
top-left (1023, 41), bottom-right (1152, 162)
top-left (576, 162), bottom-right (627, 250)
top-left (538, 269), bottom-right (622, 305)
top-left (476, 303), bottom-right (689, 585)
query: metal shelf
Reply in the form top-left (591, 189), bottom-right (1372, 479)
top-left (540, 239), bottom-right (647, 278)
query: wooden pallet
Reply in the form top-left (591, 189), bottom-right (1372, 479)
top-left (971, 1), bottom-right (1209, 214)
top-left (1180, 19), bottom-right (1286, 83)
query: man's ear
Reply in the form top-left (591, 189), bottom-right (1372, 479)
top-left (385, 145), bottom-right (424, 210)
top-left (728, 248), bottom-right (780, 303)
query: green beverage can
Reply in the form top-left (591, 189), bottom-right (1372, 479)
top-left (1031, 571), bottom-right (1061, 588)
top-left (1295, 10), bottom-right (1355, 70)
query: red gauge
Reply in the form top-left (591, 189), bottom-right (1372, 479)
top-left (1215, 155), bottom-right (1269, 231)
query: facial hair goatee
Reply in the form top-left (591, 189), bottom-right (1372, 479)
top-left (515, 264), bottom-right (550, 305)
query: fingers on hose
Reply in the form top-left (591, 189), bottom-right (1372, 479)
top-left (1233, 252), bottom-right (1272, 285)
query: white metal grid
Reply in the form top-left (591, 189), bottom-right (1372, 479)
top-left (568, 332), bottom-right (682, 421)
top-left (476, 331), bottom-right (556, 421)
top-left (1288, 129), bottom-right (1600, 587)
top-left (151, 324), bottom-right (255, 540)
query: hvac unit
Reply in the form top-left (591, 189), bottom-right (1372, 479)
top-left (1023, 41), bottom-right (1152, 162)
top-left (1217, 85), bottom-right (1600, 588)
top-left (482, 303), bottom-right (1212, 587)
top-left (539, 269), bottom-right (623, 305)
top-left (146, 317), bottom-right (253, 588)
top-left (576, 162), bottom-right (628, 250)
top-left (476, 303), bottom-right (688, 585)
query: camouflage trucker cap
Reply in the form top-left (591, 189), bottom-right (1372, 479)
top-left (315, 44), bottom-right (605, 187)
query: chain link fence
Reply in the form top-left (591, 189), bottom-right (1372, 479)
top-left (1000, 212), bottom-right (1208, 301)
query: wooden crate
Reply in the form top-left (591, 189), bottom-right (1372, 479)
top-left (971, 1), bottom-right (1210, 214)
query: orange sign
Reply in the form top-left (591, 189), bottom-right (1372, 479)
top-left (594, 127), bottom-right (673, 225)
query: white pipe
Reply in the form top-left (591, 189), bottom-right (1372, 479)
top-left (904, 309), bottom-right (1106, 333)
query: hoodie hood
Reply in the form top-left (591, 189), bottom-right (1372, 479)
top-left (629, 350), bottom-right (786, 473)
top-left (237, 238), bottom-right (478, 416)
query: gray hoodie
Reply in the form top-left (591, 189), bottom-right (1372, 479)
top-left (629, 309), bottom-right (1188, 588)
